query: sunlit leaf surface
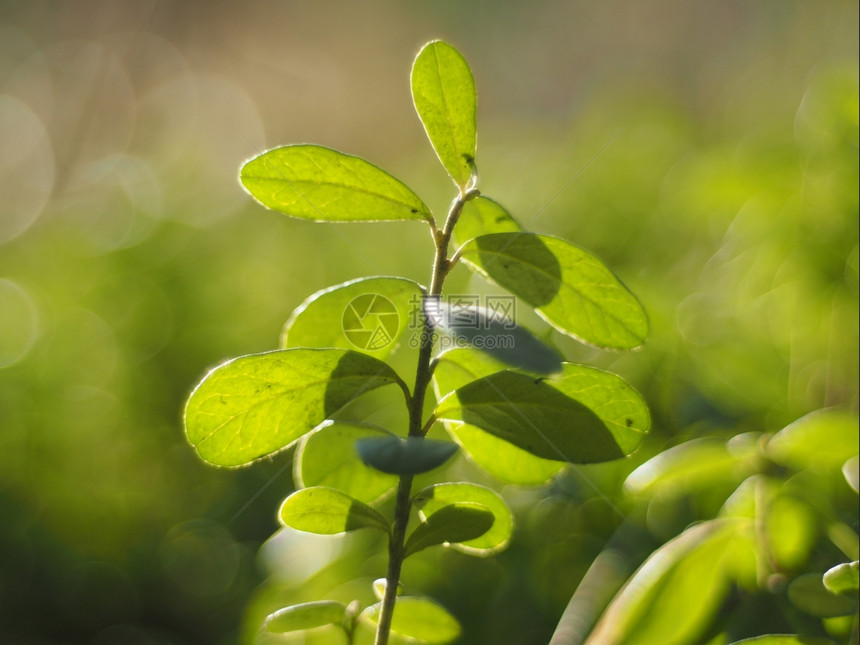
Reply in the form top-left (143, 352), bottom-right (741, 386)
top-left (278, 486), bottom-right (389, 534)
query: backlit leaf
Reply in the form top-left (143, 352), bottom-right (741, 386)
top-left (454, 196), bottom-right (520, 244)
top-left (184, 349), bottom-right (404, 467)
top-left (434, 363), bottom-right (649, 463)
top-left (361, 596), bottom-right (461, 644)
top-left (414, 483), bottom-right (512, 555)
top-left (404, 502), bottom-right (494, 557)
top-left (432, 348), bottom-right (564, 484)
top-left (823, 561), bottom-right (859, 595)
top-left (411, 41), bottom-right (477, 189)
top-left (283, 276), bottom-right (423, 360)
top-left (459, 232), bottom-right (648, 349)
top-left (356, 435), bottom-right (458, 475)
top-left (240, 144), bottom-right (431, 222)
top-left (265, 600), bottom-right (347, 633)
top-left (424, 296), bottom-right (562, 374)
top-left (787, 572), bottom-right (858, 617)
top-left (295, 421), bottom-right (398, 505)
top-left (767, 409), bottom-right (860, 470)
top-left (278, 486), bottom-right (389, 535)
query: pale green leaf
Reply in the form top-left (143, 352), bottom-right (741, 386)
top-left (767, 409), bottom-right (859, 470)
top-left (411, 41), bottom-right (476, 188)
top-left (404, 502), bottom-right (494, 557)
top-left (355, 436), bottom-right (458, 475)
top-left (432, 349), bottom-right (563, 484)
top-left (424, 296), bottom-right (562, 374)
top-left (282, 276), bottom-right (424, 360)
top-left (766, 494), bottom-right (817, 570)
top-left (278, 486), bottom-right (389, 535)
top-left (372, 578), bottom-right (403, 601)
top-left (787, 572), bottom-right (858, 617)
top-left (361, 596), bottom-right (461, 644)
top-left (434, 363), bottom-right (649, 463)
top-left (823, 561), bottom-right (859, 595)
top-left (184, 349), bottom-right (404, 467)
top-left (265, 600), bottom-right (347, 633)
top-left (240, 144), bottom-right (431, 222)
top-left (728, 636), bottom-right (837, 645)
top-left (414, 483), bottom-right (512, 555)
top-left (459, 233), bottom-right (648, 349)
top-left (843, 456), bottom-right (859, 493)
top-left (295, 421), bottom-right (397, 505)
top-left (454, 196), bottom-right (520, 244)
top-left (586, 519), bottom-right (758, 645)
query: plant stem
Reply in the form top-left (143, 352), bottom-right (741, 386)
top-left (373, 188), bottom-right (477, 645)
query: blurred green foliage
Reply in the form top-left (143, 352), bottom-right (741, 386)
top-left (0, 1), bottom-right (856, 643)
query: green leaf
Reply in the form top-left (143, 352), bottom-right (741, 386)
top-left (278, 486), bottom-right (389, 535)
top-left (240, 144), bottom-right (431, 222)
top-left (404, 502), bottom-right (494, 557)
top-left (586, 519), bottom-right (758, 645)
top-left (265, 600), bottom-right (347, 633)
top-left (843, 456), bottom-right (859, 493)
top-left (787, 572), bottom-right (858, 617)
top-left (372, 578), bottom-right (403, 601)
top-left (355, 436), bottom-right (458, 475)
top-left (424, 296), bottom-right (562, 374)
top-left (282, 276), bottom-right (424, 360)
top-left (766, 494), bottom-right (818, 570)
top-left (432, 349), bottom-right (564, 484)
top-left (823, 561), bottom-right (860, 595)
top-left (184, 349), bottom-right (404, 467)
top-left (767, 409), bottom-right (859, 470)
top-left (414, 483), bottom-right (512, 555)
top-left (434, 363), bottom-right (649, 463)
top-left (459, 233), bottom-right (648, 349)
top-left (295, 421), bottom-right (398, 505)
top-left (728, 636), bottom-right (837, 645)
top-left (454, 196), bottom-right (520, 244)
top-left (361, 596), bottom-right (461, 644)
top-left (411, 41), bottom-right (477, 189)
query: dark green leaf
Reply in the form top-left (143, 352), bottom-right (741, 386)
top-left (240, 144), bottom-right (431, 222)
top-left (454, 196), bottom-right (520, 244)
top-left (787, 572), bottom-right (858, 617)
top-left (823, 561), bottom-right (859, 595)
top-left (404, 502), bottom-right (494, 557)
top-left (459, 232), bottom-right (648, 349)
top-left (414, 483), bottom-right (512, 555)
top-left (184, 349), bottom-right (404, 467)
top-left (295, 421), bottom-right (397, 505)
top-left (432, 348), bottom-right (564, 484)
top-left (283, 276), bottom-right (423, 360)
top-left (265, 600), bottom-right (347, 633)
top-left (424, 296), bottom-right (562, 374)
top-left (278, 486), bottom-right (389, 535)
top-left (355, 435), bottom-right (458, 475)
top-left (411, 41), bottom-right (477, 189)
top-left (361, 596), bottom-right (461, 644)
top-left (434, 363), bottom-right (649, 463)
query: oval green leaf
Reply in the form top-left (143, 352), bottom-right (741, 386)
top-left (766, 409), bottom-right (860, 470)
top-left (411, 40), bottom-right (477, 189)
top-left (295, 421), bottom-right (398, 505)
top-left (432, 349), bottom-right (564, 484)
top-left (454, 195), bottom-right (520, 245)
top-left (823, 561), bottom-right (860, 595)
top-left (787, 572), bottom-right (858, 617)
top-left (278, 486), bottom-right (389, 535)
top-left (184, 349), bottom-right (404, 467)
top-left (282, 276), bottom-right (424, 360)
top-left (414, 483), bottom-right (512, 555)
top-left (843, 456), bottom-right (859, 493)
top-left (424, 296), bottom-right (562, 374)
top-left (240, 144), bottom-right (431, 222)
top-left (355, 436), bottom-right (458, 475)
top-left (265, 600), bottom-right (347, 633)
top-left (372, 578), bottom-right (403, 601)
top-left (404, 502), bottom-right (494, 557)
top-left (434, 363), bottom-right (649, 463)
top-left (459, 232), bottom-right (648, 349)
top-left (361, 596), bottom-right (461, 644)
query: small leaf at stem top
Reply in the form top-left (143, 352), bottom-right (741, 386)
top-left (411, 41), bottom-right (477, 189)
top-left (240, 144), bottom-right (431, 222)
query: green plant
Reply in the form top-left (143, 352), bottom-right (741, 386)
top-left (183, 40), bottom-right (650, 644)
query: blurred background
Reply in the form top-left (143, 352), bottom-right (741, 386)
top-left (0, 1), bottom-right (856, 643)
